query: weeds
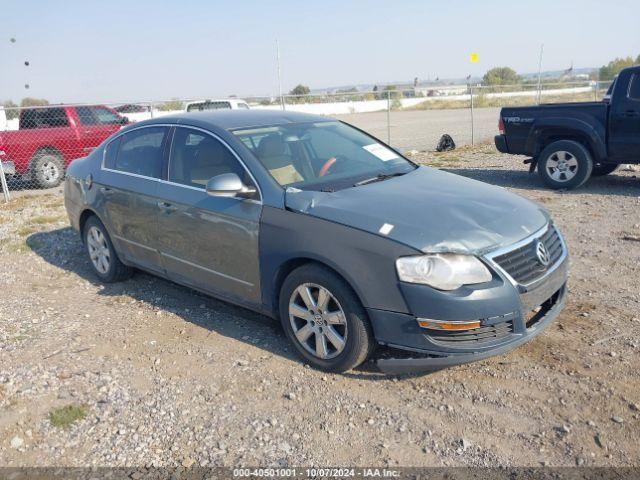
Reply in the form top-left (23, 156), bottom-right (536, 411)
top-left (49, 404), bottom-right (87, 429)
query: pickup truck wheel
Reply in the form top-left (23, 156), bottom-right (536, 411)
top-left (83, 216), bottom-right (133, 283)
top-left (537, 140), bottom-right (593, 190)
top-left (32, 152), bottom-right (64, 189)
top-left (592, 163), bottom-right (619, 176)
top-left (279, 264), bottom-right (375, 373)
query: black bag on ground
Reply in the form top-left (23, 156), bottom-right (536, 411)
top-left (436, 134), bottom-right (456, 152)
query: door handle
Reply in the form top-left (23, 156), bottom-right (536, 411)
top-left (99, 186), bottom-right (113, 194)
top-left (623, 110), bottom-right (639, 117)
top-left (157, 201), bottom-right (177, 212)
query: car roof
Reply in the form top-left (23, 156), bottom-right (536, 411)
top-left (141, 109), bottom-right (333, 130)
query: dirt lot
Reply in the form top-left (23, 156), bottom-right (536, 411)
top-left (1, 145), bottom-right (639, 468)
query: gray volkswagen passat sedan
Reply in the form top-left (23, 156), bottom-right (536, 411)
top-left (64, 110), bottom-right (568, 374)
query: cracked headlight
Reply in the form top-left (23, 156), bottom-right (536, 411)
top-left (396, 254), bottom-right (492, 290)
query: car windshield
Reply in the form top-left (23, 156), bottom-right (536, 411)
top-left (232, 121), bottom-right (416, 191)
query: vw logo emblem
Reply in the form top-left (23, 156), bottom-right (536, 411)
top-left (535, 240), bottom-right (550, 267)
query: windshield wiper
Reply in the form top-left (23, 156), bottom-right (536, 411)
top-left (353, 172), bottom-right (406, 187)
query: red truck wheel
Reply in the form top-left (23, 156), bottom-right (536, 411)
top-left (32, 151), bottom-right (64, 189)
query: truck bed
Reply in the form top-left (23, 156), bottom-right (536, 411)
top-left (499, 102), bottom-right (608, 157)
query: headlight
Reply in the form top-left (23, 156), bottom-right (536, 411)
top-left (396, 254), bottom-right (492, 290)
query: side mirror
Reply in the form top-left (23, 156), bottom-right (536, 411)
top-left (206, 173), bottom-right (257, 199)
top-left (119, 116), bottom-right (129, 125)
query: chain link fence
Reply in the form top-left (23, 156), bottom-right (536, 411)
top-left (0, 80), bottom-right (612, 201)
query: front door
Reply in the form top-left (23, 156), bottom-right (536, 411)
top-left (74, 106), bottom-right (123, 157)
top-left (99, 125), bottom-right (169, 273)
top-left (156, 126), bottom-right (262, 306)
top-left (609, 71), bottom-right (640, 161)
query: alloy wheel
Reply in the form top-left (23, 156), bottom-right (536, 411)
top-left (546, 151), bottom-right (578, 182)
top-left (87, 226), bottom-right (111, 274)
top-left (288, 283), bottom-right (347, 360)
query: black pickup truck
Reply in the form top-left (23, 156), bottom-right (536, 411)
top-left (495, 65), bottom-right (640, 189)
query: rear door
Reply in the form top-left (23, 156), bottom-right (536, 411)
top-left (609, 71), bottom-right (640, 160)
top-left (99, 125), bottom-right (169, 273)
top-left (155, 126), bottom-right (262, 306)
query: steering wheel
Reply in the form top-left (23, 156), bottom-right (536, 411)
top-left (319, 155), bottom-right (345, 177)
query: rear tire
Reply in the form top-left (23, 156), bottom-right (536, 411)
top-left (32, 151), bottom-right (64, 188)
top-left (83, 216), bottom-right (133, 283)
top-left (537, 140), bottom-right (593, 190)
top-left (279, 264), bottom-right (375, 372)
top-left (591, 163), bottom-right (619, 176)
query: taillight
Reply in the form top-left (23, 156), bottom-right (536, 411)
top-left (498, 117), bottom-right (505, 134)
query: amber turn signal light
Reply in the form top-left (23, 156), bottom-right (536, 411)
top-left (417, 319), bottom-right (481, 331)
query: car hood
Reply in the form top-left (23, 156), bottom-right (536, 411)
top-left (285, 167), bottom-right (549, 254)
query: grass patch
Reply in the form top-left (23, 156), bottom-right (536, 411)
top-left (0, 238), bottom-right (27, 253)
top-left (16, 225), bottom-right (38, 237)
top-left (8, 335), bottom-right (28, 343)
top-left (31, 215), bottom-right (64, 225)
top-left (49, 404), bottom-right (87, 429)
top-left (404, 90), bottom-right (601, 112)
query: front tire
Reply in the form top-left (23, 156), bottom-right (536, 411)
top-left (279, 264), bottom-right (375, 372)
top-left (537, 140), bottom-right (593, 190)
top-left (83, 216), bottom-right (133, 283)
top-left (32, 151), bottom-right (65, 189)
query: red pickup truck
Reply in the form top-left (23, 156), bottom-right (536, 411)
top-left (0, 105), bottom-right (127, 188)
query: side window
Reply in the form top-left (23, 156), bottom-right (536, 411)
top-left (40, 108), bottom-right (69, 128)
top-left (19, 109), bottom-right (39, 129)
top-left (169, 128), bottom-right (246, 188)
top-left (20, 108), bottom-right (68, 129)
top-left (113, 127), bottom-right (167, 178)
top-left (76, 106), bottom-right (97, 125)
top-left (92, 107), bottom-right (122, 125)
top-left (628, 74), bottom-right (640, 101)
top-left (103, 137), bottom-right (122, 169)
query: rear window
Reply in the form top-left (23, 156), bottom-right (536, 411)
top-left (186, 101), bottom-right (231, 112)
top-left (20, 107), bottom-right (69, 129)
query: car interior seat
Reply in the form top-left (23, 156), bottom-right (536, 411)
top-left (257, 134), bottom-right (304, 185)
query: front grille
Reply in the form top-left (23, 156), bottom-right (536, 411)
top-left (427, 321), bottom-right (514, 345)
top-left (492, 226), bottom-right (563, 285)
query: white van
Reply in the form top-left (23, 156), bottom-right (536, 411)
top-left (185, 99), bottom-right (250, 112)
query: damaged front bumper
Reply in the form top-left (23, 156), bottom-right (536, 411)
top-left (374, 284), bottom-right (566, 374)
top-left (369, 244), bottom-right (569, 374)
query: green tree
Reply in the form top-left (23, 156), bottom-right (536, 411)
top-left (289, 84), bottom-right (310, 96)
top-left (2, 100), bottom-right (19, 120)
top-left (599, 57), bottom-right (636, 80)
top-left (20, 97), bottom-right (49, 107)
top-left (636, 54), bottom-right (640, 65)
top-left (482, 67), bottom-right (520, 86)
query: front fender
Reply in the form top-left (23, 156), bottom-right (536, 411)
top-left (259, 206), bottom-right (419, 316)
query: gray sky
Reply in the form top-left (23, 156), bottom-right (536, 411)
top-left (1, 0), bottom-right (638, 103)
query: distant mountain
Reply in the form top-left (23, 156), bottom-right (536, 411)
top-left (520, 67), bottom-right (596, 79)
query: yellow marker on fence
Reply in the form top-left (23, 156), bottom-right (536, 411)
top-left (469, 53), bottom-right (479, 63)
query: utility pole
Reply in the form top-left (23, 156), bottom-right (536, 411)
top-left (276, 39), bottom-right (284, 110)
top-left (536, 44), bottom-right (544, 105)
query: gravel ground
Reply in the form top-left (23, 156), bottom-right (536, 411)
top-left (1, 145), bottom-right (639, 468)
